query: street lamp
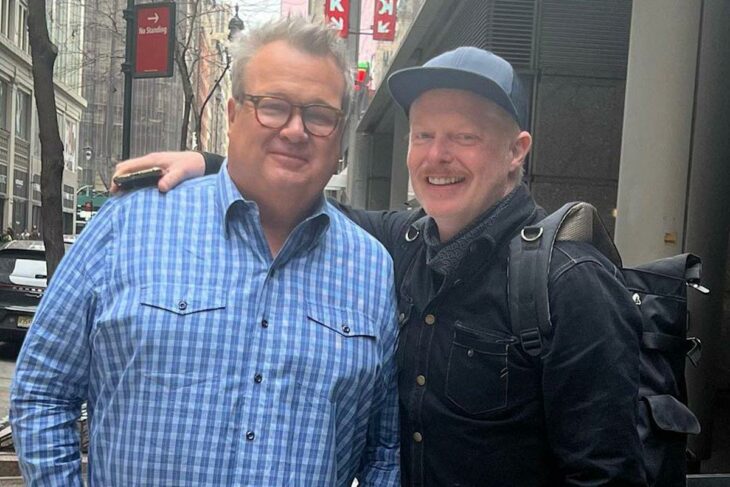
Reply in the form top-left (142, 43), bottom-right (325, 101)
top-left (82, 146), bottom-right (93, 187)
top-left (196, 6), bottom-right (245, 150)
top-left (228, 6), bottom-right (245, 42)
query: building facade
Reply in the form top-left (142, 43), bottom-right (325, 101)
top-left (0, 0), bottom-right (85, 235)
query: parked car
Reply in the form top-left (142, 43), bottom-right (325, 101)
top-left (0, 239), bottom-right (71, 342)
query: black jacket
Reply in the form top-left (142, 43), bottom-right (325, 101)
top-left (337, 186), bottom-right (645, 487)
top-left (204, 155), bottom-right (646, 486)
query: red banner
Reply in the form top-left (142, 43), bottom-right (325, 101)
top-left (373, 0), bottom-right (397, 41)
top-left (134, 2), bottom-right (175, 78)
top-left (325, 0), bottom-right (349, 39)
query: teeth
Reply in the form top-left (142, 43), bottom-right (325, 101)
top-left (428, 176), bottom-right (464, 186)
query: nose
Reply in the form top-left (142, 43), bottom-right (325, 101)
top-left (426, 135), bottom-right (453, 163)
top-left (278, 108), bottom-right (308, 143)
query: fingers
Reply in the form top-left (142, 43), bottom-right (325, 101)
top-left (157, 167), bottom-right (188, 193)
top-left (111, 153), bottom-right (169, 194)
top-left (111, 151), bottom-right (207, 194)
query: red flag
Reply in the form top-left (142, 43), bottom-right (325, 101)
top-left (325, 0), bottom-right (350, 39)
top-left (373, 0), bottom-right (397, 41)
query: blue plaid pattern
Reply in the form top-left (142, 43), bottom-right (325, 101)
top-left (10, 162), bottom-right (400, 486)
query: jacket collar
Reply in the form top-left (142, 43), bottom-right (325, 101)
top-left (421, 184), bottom-right (541, 278)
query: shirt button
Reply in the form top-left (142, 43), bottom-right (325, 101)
top-left (467, 348), bottom-right (475, 357)
top-left (424, 314), bottom-right (436, 325)
top-left (413, 432), bottom-right (423, 443)
top-left (416, 375), bottom-right (426, 386)
top-left (261, 319), bottom-right (269, 328)
top-left (398, 312), bottom-right (406, 323)
top-left (246, 431), bottom-right (255, 441)
top-left (254, 373), bottom-right (263, 384)
top-left (177, 300), bottom-right (187, 311)
top-left (341, 324), bottom-right (351, 334)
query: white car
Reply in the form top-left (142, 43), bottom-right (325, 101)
top-left (0, 240), bottom-right (71, 342)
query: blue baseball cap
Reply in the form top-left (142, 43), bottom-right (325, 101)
top-left (388, 46), bottom-right (527, 129)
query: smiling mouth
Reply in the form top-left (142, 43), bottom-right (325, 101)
top-left (272, 151), bottom-right (308, 162)
top-left (427, 176), bottom-right (465, 186)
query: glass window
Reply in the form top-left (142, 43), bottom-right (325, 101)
top-left (0, 79), bottom-right (8, 131)
top-left (15, 90), bottom-right (31, 141)
top-left (15, 1), bottom-right (28, 51)
top-left (0, 0), bottom-right (11, 38)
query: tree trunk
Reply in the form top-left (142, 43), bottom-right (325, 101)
top-left (175, 44), bottom-right (196, 150)
top-left (27, 0), bottom-right (65, 281)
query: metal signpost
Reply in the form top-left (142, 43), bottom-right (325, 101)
top-left (121, 2), bottom-right (176, 160)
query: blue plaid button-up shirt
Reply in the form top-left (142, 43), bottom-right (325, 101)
top-left (11, 162), bottom-right (400, 486)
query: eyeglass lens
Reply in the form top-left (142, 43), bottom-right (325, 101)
top-left (255, 97), bottom-right (340, 136)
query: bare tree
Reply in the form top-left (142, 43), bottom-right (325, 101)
top-left (27, 0), bottom-right (65, 280)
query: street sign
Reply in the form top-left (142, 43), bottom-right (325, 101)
top-left (325, 0), bottom-right (349, 39)
top-left (373, 0), bottom-right (397, 41)
top-left (133, 2), bottom-right (176, 78)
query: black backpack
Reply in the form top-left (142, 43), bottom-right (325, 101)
top-left (508, 201), bottom-right (706, 486)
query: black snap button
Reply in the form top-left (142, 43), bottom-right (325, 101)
top-left (254, 373), bottom-right (263, 383)
top-left (261, 319), bottom-right (269, 328)
top-left (178, 300), bottom-right (187, 311)
top-left (342, 324), bottom-right (351, 334)
top-left (246, 431), bottom-right (255, 441)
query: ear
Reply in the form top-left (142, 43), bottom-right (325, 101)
top-left (509, 130), bottom-right (532, 172)
top-left (227, 98), bottom-right (238, 126)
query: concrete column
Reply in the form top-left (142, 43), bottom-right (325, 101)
top-left (616, 0), bottom-right (730, 460)
top-left (346, 130), bottom-right (372, 208)
top-left (388, 108), bottom-right (409, 210)
top-left (366, 132), bottom-right (393, 210)
top-left (614, 0), bottom-right (700, 262)
top-left (4, 81), bottom-right (17, 230)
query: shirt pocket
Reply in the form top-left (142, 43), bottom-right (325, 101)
top-left (445, 321), bottom-right (515, 416)
top-left (305, 301), bottom-right (381, 400)
top-left (140, 284), bottom-right (227, 316)
top-left (135, 284), bottom-right (229, 371)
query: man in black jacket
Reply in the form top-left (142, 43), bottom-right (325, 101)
top-left (114, 46), bottom-right (646, 486)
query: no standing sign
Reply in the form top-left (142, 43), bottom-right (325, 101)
top-left (133, 2), bottom-right (176, 78)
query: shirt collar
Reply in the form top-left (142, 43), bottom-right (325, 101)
top-left (215, 159), bottom-right (331, 246)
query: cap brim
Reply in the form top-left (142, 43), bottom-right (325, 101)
top-left (388, 66), bottom-right (520, 126)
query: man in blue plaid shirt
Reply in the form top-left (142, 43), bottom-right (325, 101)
top-left (10, 17), bottom-right (399, 486)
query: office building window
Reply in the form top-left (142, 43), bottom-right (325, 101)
top-left (14, 1), bottom-right (27, 52)
top-left (0, 0), bottom-right (11, 39)
top-left (0, 79), bottom-right (8, 131)
top-left (15, 90), bottom-right (30, 141)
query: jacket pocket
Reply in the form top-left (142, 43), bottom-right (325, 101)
top-left (445, 322), bottom-right (513, 415)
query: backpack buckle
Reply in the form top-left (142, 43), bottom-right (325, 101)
top-left (520, 327), bottom-right (542, 356)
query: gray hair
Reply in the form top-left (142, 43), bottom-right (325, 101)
top-left (228, 16), bottom-right (353, 118)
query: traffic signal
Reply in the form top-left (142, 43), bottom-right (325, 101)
top-left (355, 61), bottom-right (369, 91)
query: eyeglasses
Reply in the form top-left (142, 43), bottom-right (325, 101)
top-left (239, 94), bottom-right (344, 137)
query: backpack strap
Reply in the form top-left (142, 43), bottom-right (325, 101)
top-left (394, 210), bottom-right (428, 293)
top-left (509, 202), bottom-right (621, 356)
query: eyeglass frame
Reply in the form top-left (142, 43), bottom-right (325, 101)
top-left (236, 94), bottom-right (345, 137)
